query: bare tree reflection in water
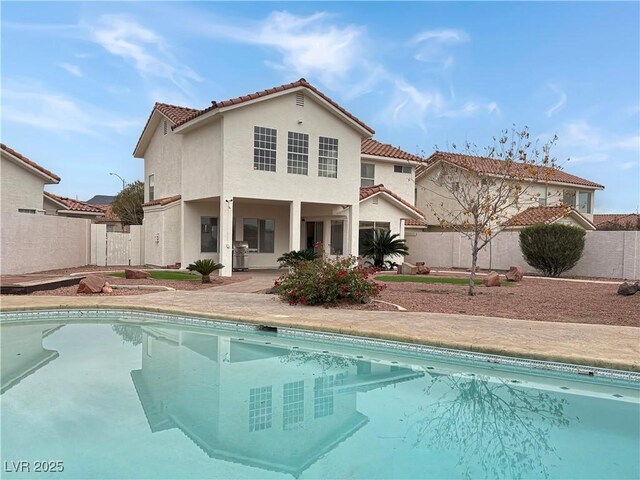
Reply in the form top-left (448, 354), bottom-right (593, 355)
top-left (111, 324), bottom-right (142, 346)
top-left (405, 374), bottom-right (576, 479)
top-left (280, 349), bottom-right (358, 374)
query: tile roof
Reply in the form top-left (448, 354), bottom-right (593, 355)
top-left (503, 205), bottom-right (587, 227)
top-left (1, 144), bottom-right (61, 182)
top-left (44, 191), bottom-right (104, 213)
top-left (359, 184), bottom-right (425, 219)
top-left (361, 139), bottom-right (424, 162)
top-left (155, 102), bottom-right (200, 124)
top-left (419, 151), bottom-right (604, 189)
top-left (404, 219), bottom-right (428, 227)
top-left (94, 204), bottom-right (122, 224)
top-left (593, 213), bottom-right (640, 229)
top-left (142, 194), bottom-right (181, 208)
top-left (173, 78), bottom-right (375, 134)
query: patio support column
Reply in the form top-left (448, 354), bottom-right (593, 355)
top-left (219, 196), bottom-right (233, 277)
top-left (348, 203), bottom-right (359, 258)
top-left (289, 200), bottom-right (301, 252)
top-left (323, 219), bottom-right (332, 254)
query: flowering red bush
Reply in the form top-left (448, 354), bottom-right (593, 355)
top-left (275, 254), bottom-right (385, 306)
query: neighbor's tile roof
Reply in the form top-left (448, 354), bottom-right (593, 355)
top-left (142, 194), bottom-right (181, 208)
top-left (593, 213), bottom-right (640, 229)
top-left (44, 191), bottom-right (104, 213)
top-left (361, 139), bottom-right (424, 162)
top-left (419, 151), bottom-right (604, 189)
top-left (404, 218), bottom-right (428, 227)
top-left (359, 184), bottom-right (425, 218)
top-left (94, 204), bottom-right (121, 224)
top-left (1, 144), bottom-right (61, 182)
top-left (503, 205), bottom-right (574, 227)
top-left (173, 78), bottom-right (375, 134)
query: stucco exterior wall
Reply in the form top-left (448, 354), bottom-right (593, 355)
top-left (358, 196), bottom-right (405, 235)
top-left (182, 200), bottom-right (220, 267)
top-left (221, 92), bottom-right (362, 206)
top-left (1, 155), bottom-right (46, 213)
top-left (362, 159), bottom-right (415, 204)
top-left (143, 203), bottom-right (181, 267)
top-left (1, 212), bottom-right (91, 274)
top-left (143, 117), bottom-right (183, 202)
top-left (181, 119), bottom-right (223, 201)
top-left (405, 230), bottom-right (639, 280)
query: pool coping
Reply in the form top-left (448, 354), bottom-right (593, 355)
top-left (2, 302), bottom-right (639, 377)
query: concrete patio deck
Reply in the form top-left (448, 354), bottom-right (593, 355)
top-left (1, 286), bottom-right (638, 372)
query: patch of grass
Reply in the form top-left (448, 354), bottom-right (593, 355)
top-left (108, 270), bottom-right (200, 281)
top-left (377, 275), bottom-right (510, 286)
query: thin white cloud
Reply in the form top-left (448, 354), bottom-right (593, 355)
top-left (58, 62), bottom-right (82, 77)
top-left (546, 84), bottom-right (567, 117)
top-left (411, 28), bottom-right (470, 67)
top-left (621, 160), bottom-right (638, 170)
top-left (88, 14), bottom-right (202, 90)
top-left (412, 28), bottom-right (470, 45)
top-left (2, 81), bottom-right (140, 135)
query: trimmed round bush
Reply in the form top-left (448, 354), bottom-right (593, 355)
top-left (519, 224), bottom-right (586, 277)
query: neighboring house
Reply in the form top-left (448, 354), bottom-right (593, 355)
top-left (134, 79), bottom-right (425, 274)
top-left (414, 151), bottom-right (604, 230)
top-left (94, 204), bottom-right (129, 232)
top-left (593, 213), bottom-right (640, 230)
top-left (503, 205), bottom-right (596, 230)
top-left (1, 143), bottom-right (60, 214)
top-left (43, 191), bottom-right (105, 220)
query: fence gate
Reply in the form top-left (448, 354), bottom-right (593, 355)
top-left (106, 232), bottom-right (130, 265)
top-left (91, 224), bottom-right (143, 266)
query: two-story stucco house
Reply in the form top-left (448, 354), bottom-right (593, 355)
top-left (414, 151), bottom-right (604, 232)
top-left (134, 79), bottom-right (425, 275)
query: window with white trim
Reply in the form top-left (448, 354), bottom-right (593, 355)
top-left (254, 126), bottom-right (277, 172)
top-left (394, 165), bottom-right (411, 174)
top-left (243, 218), bottom-right (275, 253)
top-left (318, 137), bottom-right (338, 178)
top-left (314, 376), bottom-right (334, 419)
top-left (249, 386), bottom-right (272, 432)
top-left (287, 132), bottom-right (309, 175)
top-left (200, 217), bottom-right (218, 252)
top-left (148, 174), bottom-right (155, 201)
top-left (359, 221), bottom-right (390, 252)
top-left (578, 191), bottom-right (592, 214)
top-left (361, 163), bottom-right (375, 187)
top-left (283, 381), bottom-right (304, 430)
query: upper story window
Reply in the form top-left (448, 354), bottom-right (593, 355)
top-left (578, 191), bottom-right (592, 214)
top-left (254, 126), bottom-right (277, 172)
top-left (563, 189), bottom-right (592, 213)
top-left (287, 132), bottom-right (309, 175)
top-left (148, 174), bottom-right (155, 202)
top-left (562, 189), bottom-right (576, 207)
top-left (393, 165), bottom-right (411, 174)
top-left (361, 163), bottom-right (375, 187)
top-left (318, 137), bottom-right (338, 178)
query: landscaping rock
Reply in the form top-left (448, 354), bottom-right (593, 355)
top-left (416, 262), bottom-right (431, 275)
top-left (77, 275), bottom-right (106, 294)
top-left (483, 271), bottom-right (501, 287)
top-left (505, 265), bottom-right (524, 282)
top-left (617, 282), bottom-right (639, 296)
top-left (102, 283), bottom-right (113, 294)
top-left (399, 263), bottom-right (418, 275)
top-left (125, 268), bottom-right (150, 279)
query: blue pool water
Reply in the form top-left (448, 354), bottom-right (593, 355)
top-left (1, 311), bottom-right (639, 479)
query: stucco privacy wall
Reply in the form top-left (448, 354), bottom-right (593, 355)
top-left (1, 213), bottom-right (91, 274)
top-left (143, 204), bottom-right (181, 267)
top-left (405, 230), bottom-right (640, 280)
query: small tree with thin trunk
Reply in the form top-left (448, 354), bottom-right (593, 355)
top-left (112, 180), bottom-right (144, 226)
top-left (419, 127), bottom-right (562, 296)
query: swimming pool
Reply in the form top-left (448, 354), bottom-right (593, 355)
top-left (1, 309), bottom-right (639, 479)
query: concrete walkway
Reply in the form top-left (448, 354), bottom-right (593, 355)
top-left (1, 288), bottom-right (638, 372)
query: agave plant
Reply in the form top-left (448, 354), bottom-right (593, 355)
top-left (186, 259), bottom-right (224, 283)
top-left (277, 249), bottom-right (320, 268)
top-left (361, 230), bottom-right (409, 268)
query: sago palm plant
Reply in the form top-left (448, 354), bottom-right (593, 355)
top-left (186, 259), bottom-right (224, 283)
top-left (361, 230), bottom-right (409, 268)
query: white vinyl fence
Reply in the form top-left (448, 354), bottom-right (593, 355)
top-left (91, 224), bottom-right (143, 266)
top-left (405, 230), bottom-right (640, 280)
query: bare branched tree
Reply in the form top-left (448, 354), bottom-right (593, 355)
top-left (112, 180), bottom-right (144, 226)
top-left (419, 126), bottom-right (565, 296)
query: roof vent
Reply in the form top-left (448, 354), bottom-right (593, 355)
top-left (295, 92), bottom-right (305, 107)
top-left (372, 197), bottom-right (379, 205)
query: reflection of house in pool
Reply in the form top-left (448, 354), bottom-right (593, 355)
top-left (131, 327), bottom-right (424, 477)
top-left (1, 324), bottom-right (63, 393)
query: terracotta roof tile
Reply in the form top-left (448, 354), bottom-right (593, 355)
top-left (142, 194), bottom-right (181, 208)
top-left (593, 213), bottom-right (640, 229)
top-left (44, 191), bottom-right (104, 213)
top-left (361, 139), bottom-right (425, 162)
top-left (359, 184), bottom-right (425, 219)
top-left (404, 219), bottom-right (428, 227)
top-left (154, 103), bottom-right (200, 124)
top-left (503, 205), bottom-right (575, 227)
top-left (420, 151), bottom-right (604, 189)
top-left (173, 78), bottom-right (375, 134)
top-left (1, 144), bottom-right (61, 183)
top-left (94, 204), bottom-right (121, 223)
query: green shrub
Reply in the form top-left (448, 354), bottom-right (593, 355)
top-left (361, 230), bottom-right (409, 268)
top-left (519, 224), bottom-right (586, 277)
top-left (186, 259), bottom-right (224, 283)
top-left (276, 255), bottom-right (385, 305)
top-left (277, 249), bottom-right (320, 268)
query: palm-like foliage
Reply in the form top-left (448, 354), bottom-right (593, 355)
top-left (277, 249), bottom-right (320, 268)
top-left (361, 230), bottom-right (409, 268)
top-left (186, 259), bottom-right (224, 283)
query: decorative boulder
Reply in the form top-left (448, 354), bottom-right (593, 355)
top-left (505, 265), bottom-right (524, 282)
top-left (483, 271), bottom-right (501, 287)
top-left (77, 275), bottom-right (106, 294)
top-left (617, 282), bottom-right (639, 296)
top-left (101, 282), bottom-right (113, 294)
top-left (125, 268), bottom-right (150, 279)
top-left (415, 262), bottom-right (431, 275)
top-left (399, 262), bottom-right (418, 275)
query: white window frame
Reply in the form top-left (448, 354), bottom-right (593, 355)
top-left (361, 163), bottom-right (375, 187)
top-left (253, 126), bottom-right (277, 172)
top-left (318, 136), bottom-right (338, 178)
top-left (148, 174), bottom-right (155, 202)
top-left (287, 131), bottom-right (309, 175)
top-left (393, 165), bottom-right (411, 174)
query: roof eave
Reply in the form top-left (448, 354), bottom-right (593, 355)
top-left (133, 110), bottom-right (166, 158)
top-left (361, 154), bottom-right (423, 165)
top-left (360, 191), bottom-right (425, 220)
top-left (2, 150), bottom-right (60, 184)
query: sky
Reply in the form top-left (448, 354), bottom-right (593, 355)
top-left (1, 1), bottom-right (639, 213)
